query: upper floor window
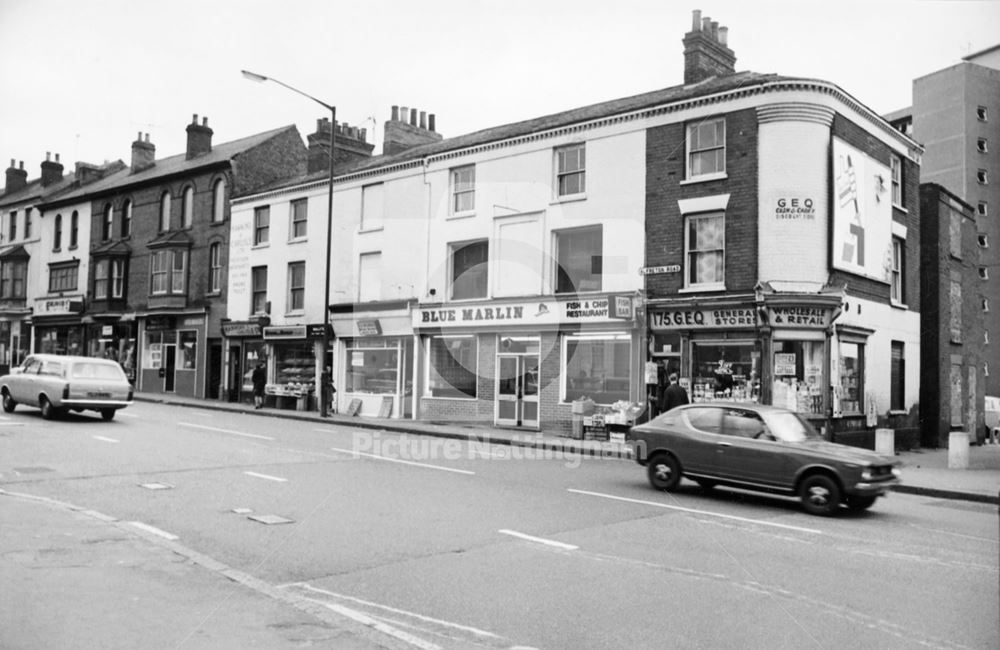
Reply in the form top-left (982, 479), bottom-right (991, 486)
top-left (449, 239), bottom-right (488, 300)
top-left (890, 155), bottom-right (903, 207)
top-left (209, 242), bottom-right (222, 293)
top-left (978, 106), bottom-right (988, 121)
top-left (181, 185), bottom-right (194, 228)
top-left (980, 267), bottom-right (989, 280)
top-left (8, 210), bottom-right (15, 241)
top-left (111, 259), bottom-right (125, 299)
top-left (212, 179), bottom-right (226, 222)
top-left (979, 202), bottom-right (989, 217)
top-left (950, 274), bottom-right (963, 343)
top-left (978, 169), bottom-right (989, 185)
top-left (53, 214), bottom-right (62, 250)
top-left (358, 252), bottom-right (381, 302)
top-left (977, 138), bottom-right (989, 154)
top-left (685, 212), bottom-right (725, 288)
top-left (254, 206), bottom-right (270, 245)
top-left (251, 266), bottom-right (268, 314)
top-left (159, 191), bottom-right (171, 231)
top-left (290, 199), bottom-right (308, 239)
top-left (979, 233), bottom-right (989, 248)
top-left (555, 225), bottom-right (602, 293)
top-left (891, 237), bottom-right (905, 303)
top-left (361, 183), bottom-right (384, 231)
top-left (150, 249), bottom-right (187, 295)
top-left (287, 261), bottom-right (305, 312)
top-left (949, 210), bottom-right (962, 258)
top-left (687, 118), bottom-right (726, 179)
top-left (70, 211), bottom-right (79, 249)
top-left (451, 165), bottom-right (475, 213)
top-left (24, 208), bottom-right (31, 239)
top-left (94, 260), bottom-right (109, 299)
top-left (102, 203), bottom-right (113, 241)
top-left (555, 144), bottom-right (585, 197)
top-left (48, 261), bottom-right (79, 293)
top-left (0, 259), bottom-right (26, 299)
top-left (122, 199), bottom-right (133, 237)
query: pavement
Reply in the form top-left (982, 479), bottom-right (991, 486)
top-left (2, 391), bottom-right (997, 649)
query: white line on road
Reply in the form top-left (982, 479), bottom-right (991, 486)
top-left (329, 446), bottom-right (475, 475)
top-left (178, 422), bottom-right (274, 440)
top-left (244, 471), bottom-right (288, 483)
top-left (117, 412), bottom-right (139, 418)
top-left (294, 594), bottom-right (442, 650)
top-left (498, 529), bottom-right (579, 550)
top-left (93, 435), bottom-right (119, 443)
top-left (567, 489), bottom-right (822, 535)
top-left (127, 521), bottom-right (179, 540)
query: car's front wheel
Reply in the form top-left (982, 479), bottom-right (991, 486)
top-left (845, 495), bottom-right (877, 511)
top-left (40, 397), bottom-right (57, 420)
top-left (101, 409), bottom-right (116, 421)
top-left (647, 453), bottom-right (682, 491)
top-left (2, 390), bottom-right (15, 413)
top-left (799, 474), bottom-right (841, 516)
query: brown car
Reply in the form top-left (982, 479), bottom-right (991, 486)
top-left (630, 402), bottom-right (901, 516)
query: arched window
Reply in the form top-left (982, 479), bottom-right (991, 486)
top-left (53, 214), bottom-right (63, 250)
top-left (102, 204), bottom-right (112, 241)
top-left (182, 185), bottom-right (194, 228)
top-left (160, 191), bottom-right (171, 231)
top-left (212, 178), bottom-right (226, 222)
top-left (70, 211), bottom-right (79, 248)
top-left (121, 199), bottom-right (132, 237)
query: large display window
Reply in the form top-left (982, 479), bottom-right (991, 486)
top-left (690, 341), bottom-right (759, 402)
top-left (564, 332), bottom-right (630, 404)
top-left (838, 341), bottom-right (864, 414)
top-left (273, 342), bottom-right (314, 393)
top-left (425, 335), bottom-right (477, 398)
top-left (143, 330), bottom-right (176, 368)
top-left (771, 340), bottom-right (824, 414)
top-left (241, 341), bottom-right (267, 394)
top-left (347, 338), bottom-right (404, 395)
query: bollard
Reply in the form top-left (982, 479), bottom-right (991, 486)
top-left (875, 428), bottom-right (894, 456)
top-left (948, 430), bottom-right (970, 469)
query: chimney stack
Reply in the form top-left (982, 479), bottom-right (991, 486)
top-left (40, 152), bottom-right (64, 186)
top-left (131, 132), bottom-right (156, 173)
top-left (186, 113), bottom-right (214, 159)
top-left (383, 105), bottom-right (442, 156)
top-left (4, 159), bottom-right (27, 194)
top-left (307, 116), bottom-right (375, 174)
top-left (682, 9), bottom-right (736, 85)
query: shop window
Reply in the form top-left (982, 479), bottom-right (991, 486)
top-left (361, 183), bottom-right (384, 231)
top-left (209, 243), bottom-right (222, 293)
top-left (274, 343), bottom-right (315, 391)
top-left (890, 155), bottom-right (903, 207)
top-left (690, 342), bottom-right (759, 403)
top-left (686, 118), bottom-right (726, 179)
top-left (555, 225), bottom-right (602, 293)
top-left (771, 341), bottom-right (822, 414)
top-left (685, 212), bottom-right (725, 288)
top-left (48, 261), bottom-right (78, 293)
top-left (838, 341), bottom-right (864, 414)
top-left (0, 259), bottom-right (26, 299)
top-left (555, 143), bottom-right (585, 197)
top-left (178, 331), bottom-right (197, 369)
top-left (890, 341), bottom-right (904, 412)
top-left (122, 199), bottom-right (132, 237)
top-left (290, 198), bottom-right (308, 239)
top-left (181, 185), bottom-right (194, 228)
top-left (287, 261), bottom-right (305, 312)
top-left (890, 237), bottom-right (904, 303)
top-left (254, 205), bottom-right (270, 245)
top-left (94, 260), bottom-right (108, 299)
top-left (426, 335), bottom-right (477, 398)
top-left (451, 165), bottom-right (475, 213)
top-left (142, 331), bottom-right (177, 369)
top-left (564, 333), bottom-right (630, 404)
top-left (347, 342), bottom-right (402, 395)
top-left (450, 239), bottom-right (488, 300)
top-left (159, 191), bottom-right (171, 231)
top-left (251, 266), bottom-right (268, 314)
top-left (212, 179), bottom-right (226, 223)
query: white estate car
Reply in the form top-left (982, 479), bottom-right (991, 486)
top-left (0, 354), bottom-right (133, 421)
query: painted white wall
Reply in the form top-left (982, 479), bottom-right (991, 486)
top-left (32, 202), bottom-right (91, 303)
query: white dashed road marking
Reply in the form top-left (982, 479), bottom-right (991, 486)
top-left (498, 529), bottom-right (579, 550)
top-left (330, 446), bottom-right (475, 475)
top-left (178, 422), bottom-right (274, 440)
top-left (93, 435), bottom-right (119, 443)
top-left (127, 521), bottom-right (179, 540)
top-left (244, 471), bottom-right (288, 482)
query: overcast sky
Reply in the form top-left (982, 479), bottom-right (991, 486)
top-left (1, 0), bottom-right (998, 177)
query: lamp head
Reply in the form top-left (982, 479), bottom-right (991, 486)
top-left (241, 70), bottom-right (269, 83)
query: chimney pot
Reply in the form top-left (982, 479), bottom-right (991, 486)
top-left (8, 159), bottom-right (13, 168)
top-left (419, 111), bottom-right (427, 129)
top-left (55, 153), bottom-right (60, 163)
top-left (192, 113), bottom-right (198, 124)
top-left (400, 106), bottom-right (409, 123)
top-left (692, 9), bottom-right (701, 30)
top-left (19, 161), bottom-right (23, 169)
top-left (428, 114), bottom-right (436, 132)
top-left (719, 26), bottom-right (728, 46)
top-left (46, 152), bottom-right (51, 162)
top-left (702, 16), bottom-right (711, 31)
top-left (409, 108), bottom-right (417, 126)
top-left (391, 105), bottom-right (399, 121)
top-left (202, 116), bottom-right (208, 126)
top-left (710, 21), bottom-right (718, 40)
top-left (145, 133), bottom-right (150, 142)
top-left (136, 131), bottom-right (142, 141)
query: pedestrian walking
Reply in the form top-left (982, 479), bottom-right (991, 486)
top-left (320, 365), bottom-right (336, 416)
top-left (659, 372), bottom-right (689, 412)
top-left (251, 363), bottom-right (267, 409)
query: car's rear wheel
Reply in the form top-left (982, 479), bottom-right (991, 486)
top-left (101, 409), bottom-right (115, 421)
top-left (647, 453), bottom-right (681, 491)
top-left (845, 495), bottom-right (877, 511)
top-left (40, 397), bottom-right (57, 420)
top-left (2, 390), bottom-right (15, 413)
top-left (799, 474), bottom-right (841, 516)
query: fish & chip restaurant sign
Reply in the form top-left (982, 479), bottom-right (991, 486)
top-left (413, 296), bottom-right (631, 329)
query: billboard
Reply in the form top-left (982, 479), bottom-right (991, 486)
top-left (831, 138), bottom-right (893, 283)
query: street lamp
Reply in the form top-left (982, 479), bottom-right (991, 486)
top-left (242, 70), bottom-right (335, 417)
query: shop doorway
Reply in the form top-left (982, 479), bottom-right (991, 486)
top-left (163, 345), bottom-right (176, 392)
top-left (496, 352), bottom-right (539, 428)
top-left (228, 345), bottom-right (241, 402)
top-left (207, 341), bottom-right (222, 399)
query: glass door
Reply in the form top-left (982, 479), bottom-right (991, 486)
top-left (496, 355), bottom-right (520, 426)
top-left (163, 345), bottom-right (176, 392)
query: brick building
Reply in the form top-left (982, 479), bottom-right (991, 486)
top-left (38, 116), bottom-right (306, 399)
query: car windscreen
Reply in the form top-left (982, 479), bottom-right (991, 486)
top-left (70, 363), bottom-right (125, 380)
top-left (763, 411), bottom-right (821, 442)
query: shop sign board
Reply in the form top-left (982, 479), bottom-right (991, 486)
top-left (608, 295), bottom-right (634, 320)
top-left (413, 296), bottom-right (624, 329)
top-left (145, 315), bottom-right (175, 331)
top-left (640, 265), bottom-right (681, 275)
top-left (263, 325), bottom-right (307, 340)
top-left (650, 306), bottom-right (757, 330)
top-left (767, 306), bottom-right (834, 328)
top-left (34, 296), bottom-right (84, 315)
top-left (306, 324), bottom-right (331, 339)
top-left (357, 319), bottom-right (382, 336)
top-left (774, 353), bottom-right (797, 376)
top-left (180, 316), bottom-right (205, 328)
top-left (221, 321), bottom-right (263, 337)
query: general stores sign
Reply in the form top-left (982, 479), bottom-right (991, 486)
top-left (649, 306), bottom-right (757, 330)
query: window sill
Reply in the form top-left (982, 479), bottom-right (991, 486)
top-left (358, 226), bottom-right (384, 234)
top-left (680, 172), bottom-right (727, 185)
top-left (210, 220), bottom-right (227, 227)
top-left (421, 395), bottom-right (478, 402)
top-left (287, 237), bottom-right (307, 245)
top-left (447, 211), bottom-right (476, 221)
top-left (251, 243), bottom-right (270, 249)
top-left (550, 193), bottom-right (586, 205)
top-left (285, 310), bottom-right (305, 317)
top-left (206, 291), bottom-right (221, 298)
top-left (679, 283), bottom-right (726, 293)
top-left (888, 410), bottom-right (908, 416)
top-left (892, 205), bottom-right (908, 214)
top-left (890, 300), bottom-right (908, 310)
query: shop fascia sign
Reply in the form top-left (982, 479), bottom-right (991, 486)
top-left (650, 306), bottom-right (758, 330)
top-left (222, 321), bottom-right (263, 337)
top-left (413, 296), bottom-right (627, 329)
top-left (34, 295), bottom-right (85, 315)
top-left (263, 323), bottom-right (330, 340)
top-left (766, 305), bottom-right (834, 328)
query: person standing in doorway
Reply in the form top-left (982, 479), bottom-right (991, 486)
top-left (251, 363), bottom-right (267, 409)
top-left (659, 372), bottom-right (689, 412)
top-left (320, 365), bottom-right (336, 416)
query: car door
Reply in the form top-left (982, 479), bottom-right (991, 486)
top-left (678, 406), bottom-right (725, 475)
top-left (12, 357), bottom-right (41, 404)
top-left (717, 408), bottom-right (789, 487)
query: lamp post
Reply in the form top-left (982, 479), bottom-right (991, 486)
top-left (242, 70), bottom-right (335, 417)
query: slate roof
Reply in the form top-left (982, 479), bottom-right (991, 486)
top-left (39, 125), bottom-right (299, 208)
